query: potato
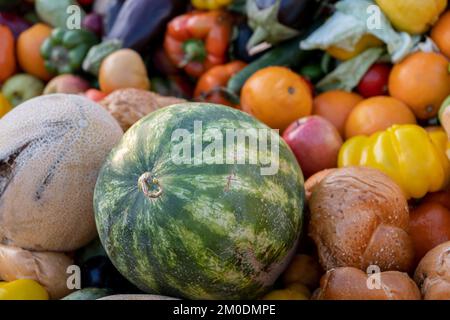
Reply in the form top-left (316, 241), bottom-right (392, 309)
top-left (309, 166), bottom-right (414, 272)
top-left (0, 244), bottom-right (73, 299)
top-left (0, 94), bottom-right (123, 251)
top-left (314, 267), bottom-right (421, 300)
top-left (414, 241), bottom-right (450, 300)
top-left (100, 88), bottom-right (185, 131)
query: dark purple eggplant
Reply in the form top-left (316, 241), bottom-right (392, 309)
top-left (232, 22), bottom-right (267, 63)
top-left (103, 0), bottom-right (125, 35)
top-left (106, 0), bottom-right (189, 52)
top-left (255, 0), bottom-right (317, 30)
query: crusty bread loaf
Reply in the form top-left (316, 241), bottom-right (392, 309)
top-left (314, 267), bottom-right (421, 300)
top-left (414, 241), bottom-right (450, 300)
top-left (309, 166), bottom-right (414, 272)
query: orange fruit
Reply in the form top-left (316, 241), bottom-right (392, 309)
top-left (345, 96), bottom-right (416, 139)
top-left (17, 23), bottom-right (52, 81)
top-left (388, 52), bottom-right (450, 120)
top-left (240, 66), bottom-right (313, 131)
top-left (313, 90), bottom-right (363, 137)
top-left (431, 10), bottom-right (450, 58)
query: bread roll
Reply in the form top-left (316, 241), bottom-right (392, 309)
top-left (309, 166), bottom-right (413, 272)
top-left (414, 241), bottom-right (450, 300)
top-left (314, 267), bottom-right (420, 300)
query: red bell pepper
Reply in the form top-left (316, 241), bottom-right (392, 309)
top-left (164, 10), bottom-right (232, 78)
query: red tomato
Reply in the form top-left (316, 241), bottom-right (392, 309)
top-left (357, 63), bottom-right (391, 98)
top-left (410, 202), bottom-right (450, 264)
top-left (85, 89), bottom-right (107, 102)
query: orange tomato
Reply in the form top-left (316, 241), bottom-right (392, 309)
top-left (17, 23), bottom-right (52, 81)
top-left (345, 96), bottom-right (416, 139)
top-left (99, 49), bottom-right (150, 94)
top-left (0, 25), bottom-right (16, 83)
top-left (388, 52), bottom-right (450, 120)
top-left (194, 61), bottom-right (246, 108)
top-left (410, 202), bottom-right (450, 264)
top-left (241, 66), bottom-right (313, 132)
top-left (313, 90), bottom-right (363, 138)
top-left (431, 10), bottom-right (450, 58)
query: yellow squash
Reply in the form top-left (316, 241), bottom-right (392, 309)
top-left (338, 124), bottom-right (450, 199)
top-left (0, 279), bottom-right (49, 300)
top-left (375, 0), bottom-right (448, 34)
top-left (191, 0), bottom-right (232, 10)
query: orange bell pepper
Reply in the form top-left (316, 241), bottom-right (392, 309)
top-left (164, 10), bottom-right (232, 78)
top-left (0, 25), bottom-right (16, 83)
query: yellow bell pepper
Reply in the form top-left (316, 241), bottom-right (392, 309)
top-left (0, 93), bottom-right (12, 118)
top-left (191, 0), bottom-right (232, 10)
top-left (338, 124), bottom-right (450, 199)
top-left (0, 279), bottom-right (49, 300)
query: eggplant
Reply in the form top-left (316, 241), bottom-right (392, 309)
top-left (246, 0), bottom-right (333, 49)
top-left (106, 0), bottom-right (188, 52)
top-left (103, 0), bottom-right (125, 35)
top-left (232, 22), bottom-right (267, 63)
top-left (255, 0), bottom-right (317, 30)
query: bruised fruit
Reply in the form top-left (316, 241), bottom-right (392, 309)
top-left (0, 94), bottom-right (122, 252)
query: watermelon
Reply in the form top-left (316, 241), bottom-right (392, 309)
top-left (94, 103), bottom-right (305, 300)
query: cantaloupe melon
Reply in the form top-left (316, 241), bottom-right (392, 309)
top-left (0, 94), bottom-right (123, 252)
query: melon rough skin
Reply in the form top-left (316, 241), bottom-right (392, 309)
top-left (0, 94), bottom-right (123, 252)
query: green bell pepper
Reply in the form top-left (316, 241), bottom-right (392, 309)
top-left (40, 28), bottom-right (98, 75)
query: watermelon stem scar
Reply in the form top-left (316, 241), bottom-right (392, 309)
top-left (138, 172), bottom-right (163, 199)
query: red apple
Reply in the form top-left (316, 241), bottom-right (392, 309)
top-left (43, 74), bottom-right (90, 95)
top-left (282, 116), bottom-right (343, 178)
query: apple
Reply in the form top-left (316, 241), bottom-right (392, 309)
top-left (43, 74), bottom-right (90, 95)
top-left (282, 116), bottom-right (343, 178)
top-left (1, 73), bottom-right (44, 107)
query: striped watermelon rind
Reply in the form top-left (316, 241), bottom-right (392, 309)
top-left (94, 103), bottom-right (304, 300)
